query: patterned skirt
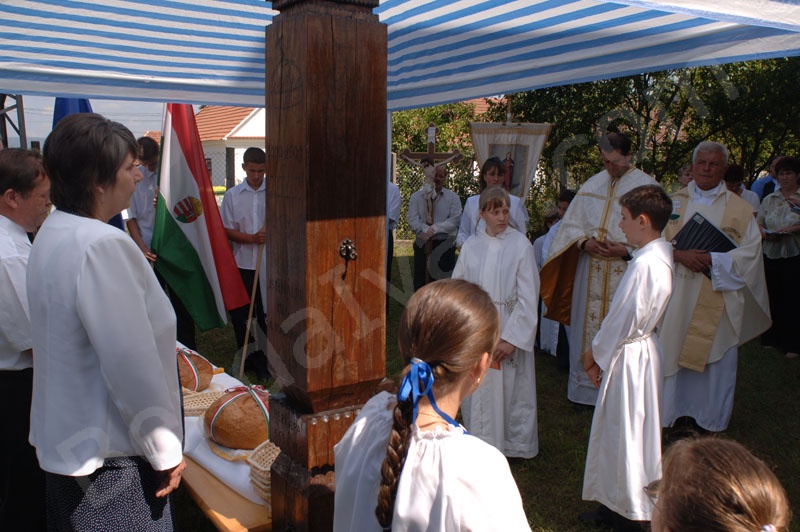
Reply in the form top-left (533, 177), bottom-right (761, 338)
top-left (45, 456), bottom-right (174, 531)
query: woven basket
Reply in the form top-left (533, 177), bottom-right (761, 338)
top-left (182, 390), bottom-right (227, 417)
top-left (250, 472), bottom-right (270, 492)
top-left (249, 479), bottom-right (272, 508)
top-left (247, 440), bottom-right (281, 492)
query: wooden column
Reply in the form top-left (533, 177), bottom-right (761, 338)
top-left (265, 1), bottom-right (387, 530)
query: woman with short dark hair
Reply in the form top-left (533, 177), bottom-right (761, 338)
top-left (28, 113), bottom-right (185, 530)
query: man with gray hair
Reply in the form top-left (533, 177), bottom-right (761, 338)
top-left (659, 141), bottom-right (770, 433)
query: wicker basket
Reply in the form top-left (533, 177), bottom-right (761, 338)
top-left (182, 390), bottom-right (227, 417)
top-left (249, 479), bottom-right (272, 509)
top-left (247, 440), bottom-right (281, 504)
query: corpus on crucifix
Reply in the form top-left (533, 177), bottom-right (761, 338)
top-left (400, 122), bottom-right (463, 225)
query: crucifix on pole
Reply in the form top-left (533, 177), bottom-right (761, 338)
top-left (399, 122), bottom-right (463, 189)
top-left (399, 122), bottom-right (462, 284)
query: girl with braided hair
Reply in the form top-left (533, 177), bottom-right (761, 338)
top-left (333, 279), bottom-right (531, 531)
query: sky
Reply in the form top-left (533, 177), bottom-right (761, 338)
top-left (6, 95), bottom-right (165, 146)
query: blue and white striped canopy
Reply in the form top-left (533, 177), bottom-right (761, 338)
top-left (1, 0), bottom-right (799, 111)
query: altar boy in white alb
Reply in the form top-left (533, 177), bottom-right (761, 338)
top-left (582, 185), bottom-right (674, 527)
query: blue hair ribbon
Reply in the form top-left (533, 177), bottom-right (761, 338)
top-left (397, 358), bottom-right (461, 429)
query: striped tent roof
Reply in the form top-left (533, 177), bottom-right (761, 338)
top-left (1, 0), bottom-right (799, 111)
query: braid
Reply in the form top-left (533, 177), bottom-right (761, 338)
top-left (375, 398), bottom-right (413, 529)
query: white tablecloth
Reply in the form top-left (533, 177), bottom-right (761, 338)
top-left (183, 370), bottom-right (264, 505)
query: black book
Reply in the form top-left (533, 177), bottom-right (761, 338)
top-left (671, 212), bottom-right (736, 277)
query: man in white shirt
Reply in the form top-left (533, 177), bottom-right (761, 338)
top-left (0, 149), bottom-right (51, 531)
top-left (221, 147), bottom-right (269, 381)
top-left (126, 136), bottom-right (197, 348)
top-left (127, 136), bottom-right (159, 261)
top-left (407, 165), bottom-right (462, 291)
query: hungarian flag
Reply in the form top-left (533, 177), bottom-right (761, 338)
top-left (151, 103), bottom-right (249, 330)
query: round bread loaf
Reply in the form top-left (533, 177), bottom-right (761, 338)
top-left (177, 348), bottom-right (214, 392)
top-left (204, 386), bottom-right (270, 450)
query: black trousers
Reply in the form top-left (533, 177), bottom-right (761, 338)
top-left (762, 253), bottom-right (800, 353)
top-left (155, 270), bottom-right (196, 350)
top-left (230, 268), bottom-right (267, 357)
top-left (0, 368), bottom-right (46, 531)
top-left (413, 238), bottom-right (457, 291)
top-left (386, 230), bottom-right (395, 287)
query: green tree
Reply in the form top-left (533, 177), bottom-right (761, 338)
top-left (486, 57), bottom-right (800, 196)
top-left (682, 58), bottom-right (800, 182)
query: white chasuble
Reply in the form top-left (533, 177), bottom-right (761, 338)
top-left (540, 167), bottom-right (657, 405)
top-left (453, 227), bottom-right (540, 458)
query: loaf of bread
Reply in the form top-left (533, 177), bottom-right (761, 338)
top-left (204, 385), bottom-right (270, 450)
top-left (177, 347), bottom-right (214, 392)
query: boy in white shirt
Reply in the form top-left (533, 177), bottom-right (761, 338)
top-left (221, 147), bottom-right (269, 381)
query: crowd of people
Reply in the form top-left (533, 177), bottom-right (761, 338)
top-left (0, 113), bottom-right (274, 531)
top-left (1, 114), bottom-right (795, 531)
top-left (335, 132), bottom-right (794, 530)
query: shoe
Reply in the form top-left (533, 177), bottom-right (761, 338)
top-left (612, 513), bottom-right (649, 531)
top-left (786, 352), bottom-right (799, 359)
top-left (578, 505), bottom-right (614, 527)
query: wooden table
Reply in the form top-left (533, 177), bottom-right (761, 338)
top-left (182, 456), bottom-right (272, 532)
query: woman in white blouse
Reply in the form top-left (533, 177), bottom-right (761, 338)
top-left (456, 156), bottom-right (529, 248)
top-left (757, 156), bottom-right (800, 359)
top-left (334, 279), bottom-right (531, 531)
top-left (28, 113), bottom-right (185, 530)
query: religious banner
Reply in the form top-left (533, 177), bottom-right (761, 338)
top-left (470, 122), bottom-right (552, 197)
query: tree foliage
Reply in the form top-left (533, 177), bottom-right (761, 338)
top-left (392, 58), bottom-right (800, 237)
top-left (491, 58), bottom-right (800, 185)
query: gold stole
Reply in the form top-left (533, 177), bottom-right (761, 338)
top-left (540, 245), bottom-right (579, 325)
top-left (664, 189), bottom-right (752, 371)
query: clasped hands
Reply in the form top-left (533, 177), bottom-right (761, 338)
top-left (762, 224), bottom-right (800, 240)
top-left (419, 226), bottom-right (436, 242)
top-left (582, 238), bottom-right (628, 258)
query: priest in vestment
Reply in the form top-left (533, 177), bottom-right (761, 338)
top-left (660, 141), bottom-right (770, 432)
top-left (540, 133), bottom-right (657, 405)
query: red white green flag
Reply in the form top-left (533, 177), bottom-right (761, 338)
top-left (152, 103), bottom-right (249, 330)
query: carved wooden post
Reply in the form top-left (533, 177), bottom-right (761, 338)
top-left (265, 1), bottom-right (387, 530)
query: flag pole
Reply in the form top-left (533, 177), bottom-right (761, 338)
top-left (237, 220), bottom-right (267, 379)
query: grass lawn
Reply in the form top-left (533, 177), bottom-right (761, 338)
top-left (183, 240), bottom-right (799, 531)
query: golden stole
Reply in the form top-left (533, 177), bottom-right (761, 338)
top-left (664, 190), bottom-right (751, 371)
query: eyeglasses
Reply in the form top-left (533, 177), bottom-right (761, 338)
top-left (643, 479), bottom-right (660, 502)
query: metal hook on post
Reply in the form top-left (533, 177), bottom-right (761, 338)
top-left (338, 238), bottom-right (357, 280)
